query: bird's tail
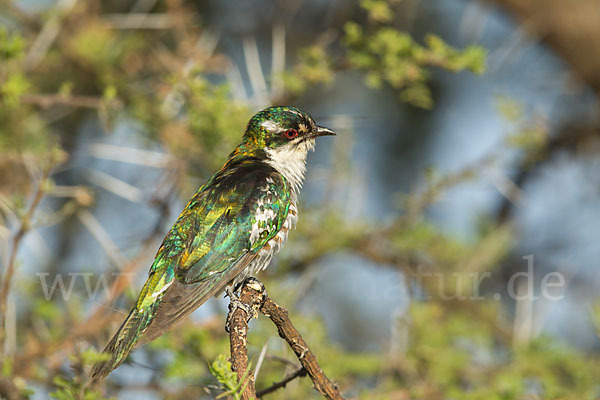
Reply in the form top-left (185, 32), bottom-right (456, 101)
top-left (90, 256), bottom-right (175, 381)
top-left (90, 301), bottom-right (159, 381)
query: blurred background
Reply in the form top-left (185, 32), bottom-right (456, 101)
top-left (1, 0), bottom-right (600, 399)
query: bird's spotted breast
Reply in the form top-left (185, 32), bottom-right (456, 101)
top-left (237, 202), bottom-right (298, 284)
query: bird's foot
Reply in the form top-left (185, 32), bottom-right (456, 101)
top-left (224, 277), bottom-right (266, 333)
top-left (225, 286), bottom-right (252, 333)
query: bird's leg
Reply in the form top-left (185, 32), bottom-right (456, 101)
top-left (225, 285), bottom-right (250, 333)
top-left (224, 277), bottom-right (266, 333)
top-left (231, 279), bottom-right (245, 293)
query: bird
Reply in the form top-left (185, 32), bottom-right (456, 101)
top-left (90, 106), bottom-right (335, 380)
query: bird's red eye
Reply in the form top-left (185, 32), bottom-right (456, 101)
top-left (283, 129), bottom-right (298, 139)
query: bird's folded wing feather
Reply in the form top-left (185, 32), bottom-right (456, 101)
top-left (141, 160), bottom-right (291, 340)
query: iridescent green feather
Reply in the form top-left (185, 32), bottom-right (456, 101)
top-left (91, 157), bottom-right (291, 380)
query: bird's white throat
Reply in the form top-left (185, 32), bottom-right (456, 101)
top-left (265, 139), bottom-right (315, 193)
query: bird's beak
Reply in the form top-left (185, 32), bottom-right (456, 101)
top-left (313, 125), bottom-right (336, 137)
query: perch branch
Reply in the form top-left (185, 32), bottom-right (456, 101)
top-left (227, 278), bottom-right (344, 400)
top-left (227, 279), bottom-right (265, 399)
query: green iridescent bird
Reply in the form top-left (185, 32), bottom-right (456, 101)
top-left (90, 106), bottom-right (335, 380)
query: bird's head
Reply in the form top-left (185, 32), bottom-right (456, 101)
top-left (233, 106), bottom-right (335, 191)
top-left (241, 106), bottom-right (335, 154)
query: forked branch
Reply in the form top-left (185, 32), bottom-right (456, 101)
top-left (226, 278), bottom-right (344, 400)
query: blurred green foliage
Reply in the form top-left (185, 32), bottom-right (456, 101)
top-left (0, 1), bottom-right (597, 400)
top-left (397, 303), bottom-right (600, 400)
top-left (344, 25), bottom-right (485, 108)
top-left (343, 1), bottom-right (485, 108)
top-left (282, 0), bottom-right (485, 108)
top-left (50, 376), bottom-right (107, 400)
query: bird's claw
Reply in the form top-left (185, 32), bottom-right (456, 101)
top-left (224, 278), bottom-right (266, 333)
top-left (225, 286), bottom-right (254, 333)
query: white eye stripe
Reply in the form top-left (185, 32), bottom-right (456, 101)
top-left (287, 108), bottom-right (305, 119)
top-left (261, 120), bottom-right (282, 132)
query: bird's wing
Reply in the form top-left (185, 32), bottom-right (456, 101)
top-left (141, 160), bottom-right (292, 340)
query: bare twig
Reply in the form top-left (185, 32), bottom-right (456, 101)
top-left (253, 341), bottom-right (269, 382)
top-left (227, 278), bottom-right (344, 400)
top-left (0, 165), bottom-right (50, 355)
top-left (265, 354), bottom-right (298, 367)
top-left (87, 143), bottom-right (172, 168)
top-left (76, 209), bottom-right (128, 268)
top-left (23, 0), bottom-right (77, 71)
top-left (260, 297), bottom-right (343, 400)
top-left (84, 168), bottom-right (144, 203)
top-left (243, 36), bottom-right (269, 108)
top-left (225, 62), bottom-right (249, 102)
top-left (21, 93), bottom-right (106, 109)
top-left (103, 13), bottom-right (175, 30)
top-left (270, 24), bottom-right (286, 100)
top-left (256, 367), bottom-right (307, 398)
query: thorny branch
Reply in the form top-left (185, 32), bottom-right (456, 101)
top-left (226, 278), bottom-right (344, 400)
